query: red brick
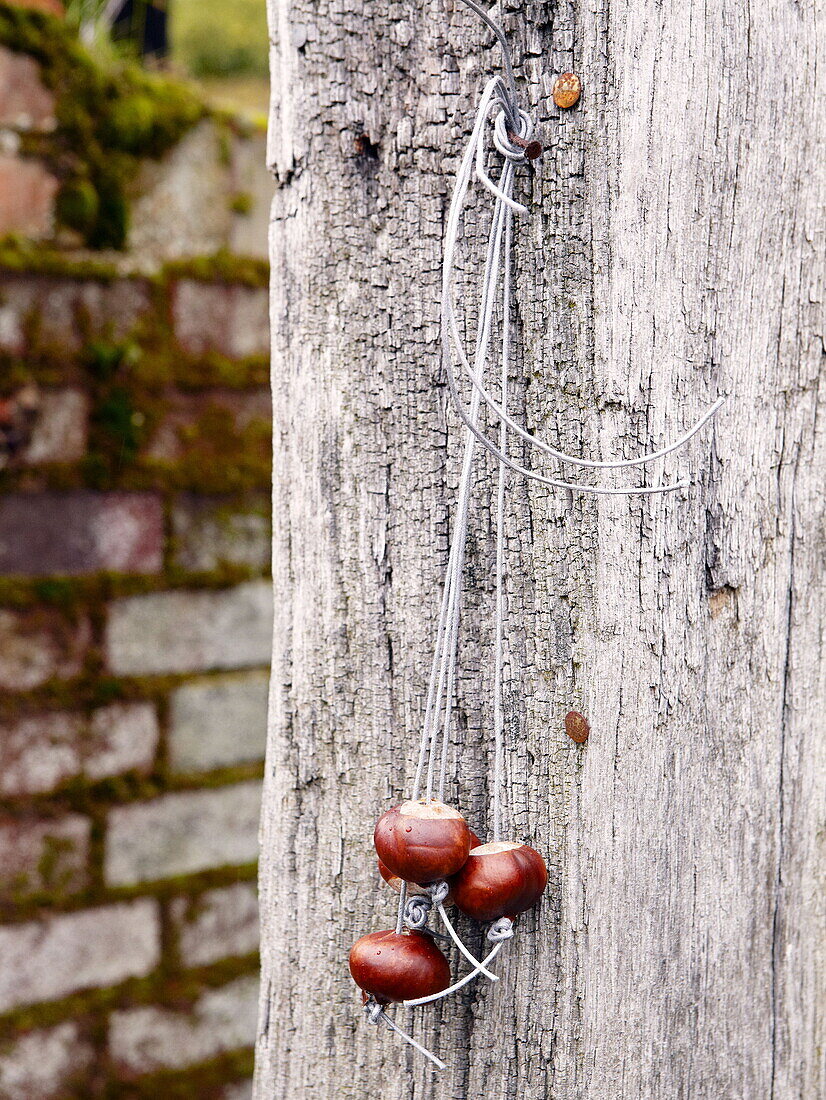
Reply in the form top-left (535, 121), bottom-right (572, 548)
top-left (0, 155), bottom-right (58, 238)
top-left (0, 607), bottom-right (91, 690)
top-left (171, 280), bottom-right (269, 358)
top-left (0, 47), bottom-right (56, 131)
top-left (0, 491), bottom-right (163, 575)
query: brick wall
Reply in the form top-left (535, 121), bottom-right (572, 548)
top-left (0, 8), bottom-right (271, 1097)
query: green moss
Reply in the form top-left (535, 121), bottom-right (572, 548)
top-left (164, 250), bottom-right (269, 289)
top-left (36, 833), bottom-right (79, 893)
top-left (229, 191), bottom-right (253, 216)
top-left (54, 179), bottom-right (99, 234)
top-left (0, 4), bottom-right (205, 249)
top-left (0, 237), bottom-right (121, 281)
top-left (0, 954), bottom-right (258, 1039)
top-left (0, 564), bottom-right (263, 614)
top-left (32, 578), bottom-right (80, 609)
top-left (104, 1051), bottom-right (254, 1100)
top-left (103, 92), bottom-right (158, 153)
top-left (135, 351), bottom-right (269, 392)
top-left (143, 418), bottom-right (271, 493)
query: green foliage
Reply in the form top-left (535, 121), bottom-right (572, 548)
top-left (83, 339), bottom-right (138, 382)
top-left (54, 179), bottom-right (99, 234)
top-left (90, 387), bottom-right (142, 466)
top-left (0, 3), bottom-right (204, 249)
top-left (172, 0), bottom-right (268, 79)
top-left (84, 342), bottom-right (155, 483)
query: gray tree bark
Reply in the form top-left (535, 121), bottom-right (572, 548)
top-left (256, 0), bottom-right (825, 1097)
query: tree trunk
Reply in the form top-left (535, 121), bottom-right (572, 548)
top-left (256, 0), bottom-right (825, 1096)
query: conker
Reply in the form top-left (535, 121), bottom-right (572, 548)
top-left (348, 929), bottom-right (451, 1003)
top-left (378, 829), bottom-right (482, 895)
top-left (374, 798), bottom-right (472, 883)
top-left (377, 859), bottom-right (427, 895)
top-left (452, 841), bottom-right (548, 921)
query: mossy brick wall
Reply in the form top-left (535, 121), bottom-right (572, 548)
top-left (0, 10), bottom-right (272, 1098)
top-left (0, 5), bottom-right (270, 258)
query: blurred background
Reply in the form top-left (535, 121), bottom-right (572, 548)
top-left (73, 0), bottom-right (269, 115)
top-left (0, 1), bottom-right (271, 1097)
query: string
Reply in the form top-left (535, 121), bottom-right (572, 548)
top-left (435, 161), bottom-right (513, 802)
top-left (363, 998), bottom-right (447, 1069)
top-left (403, 942), bottom-right (504, 1007)
top-left (492, 206), bottom-right (511, 843)
top-left (410, 84), bottom-right (502, 804)
top-left (374, 0), bottom-right (723, 1068)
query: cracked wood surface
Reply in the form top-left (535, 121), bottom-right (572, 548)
top-left (256, 0), bottom-right (825, 1096)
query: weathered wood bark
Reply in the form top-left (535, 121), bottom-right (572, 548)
top-left (257, 0), bottom-right (825, 1096)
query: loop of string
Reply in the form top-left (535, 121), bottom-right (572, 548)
top-left (487, 916), bottom-right (514, 942)
top-left (403, 940), bottom-right (505, 1008)
top-left (401, 882), bottom-right (500, 981)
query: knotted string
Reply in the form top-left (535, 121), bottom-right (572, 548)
top-left (403, 880), bottom-right (450, 929)
top-left (403, 882), bottom-right (499, 980)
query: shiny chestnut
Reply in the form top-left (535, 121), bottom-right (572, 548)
top-left (377, 858), bottom-right (426, 895)
top-left (379, 829), bottom-right (481, 895)
top-left (348, 929), bottom-right (451, 1003)
top-left (452, 841), bottom-right (547, 921)
top-left (374, 798), bottom-right (471, 883)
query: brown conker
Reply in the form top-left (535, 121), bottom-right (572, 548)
top-left (374, 798), bottom-right (472, 884)
top-left (452, 841), bottom-right (548, 922)
top-left (377, 859), bottom-right (427, 895)
top-left (348, 929), bottom-right (451, 1003)
top-left (378, 828), bottom-right (482, 895)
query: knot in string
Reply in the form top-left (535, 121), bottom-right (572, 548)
top-left (493, 108), bottom-right (535, 161)
top-left (403, 880), bottom-right (450, 929)
top-left (403, 894), bottom-right (431, 930)
top-left (363, 997), bottom-right (385, 1025)
top-left (428, 880), bottom-right (451, 907)
top-left (487, 916), bottom-right (514, 942)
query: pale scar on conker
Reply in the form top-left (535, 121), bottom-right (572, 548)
top-left (553, 72), bottom-right (582, 109)
top-left (565, 710), bottom-right (590, 743)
